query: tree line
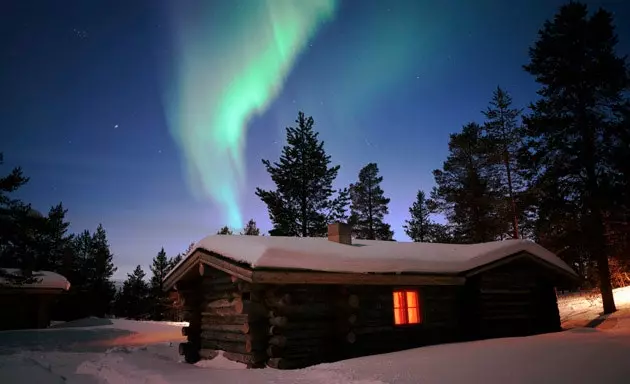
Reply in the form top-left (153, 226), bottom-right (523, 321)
top-left (243, 2), bottom-right (629, 314)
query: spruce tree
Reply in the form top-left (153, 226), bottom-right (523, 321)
top-left (168, 254), bottom-right (183, 272)
top-left (149, 247), bottom-right (170, 320)
top-left (482, 87), bottom-right (525, 239)
top-left (349, 163), bottom-right (394, 240)
top-left (88, 224), bottom-right (117, 316)
top-left (256, 111), bottom-right (349, 237)
top-left (41, 203), bottom-right (74, 272)
top-left (523, 2), bottom-right (629, 314)
top-left (0, 153), bottom-right (36, 283)
top-left (115, 265), bottom-right (150, 319)
top-left (241, 219), bottom-right (260, 235)
top-left (217, 226), bottom-right (233, 235)
top-left (431, 122), bottom-right (506, 243)
top-left (403, 190), bottom-right (447, 242)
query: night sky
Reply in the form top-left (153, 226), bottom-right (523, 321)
top-left (2, 0), bottom-right (629, 280)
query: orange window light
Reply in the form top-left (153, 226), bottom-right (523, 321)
top-left (393, 290), bottom-right (421, 325)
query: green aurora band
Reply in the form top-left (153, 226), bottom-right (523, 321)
top-left (165, 1), bottom-right (338, 229)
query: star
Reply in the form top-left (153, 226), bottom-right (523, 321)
top-left (73, 28), bottom-right (88, 39)
top-left (114, 124), bottom-right (119, 129)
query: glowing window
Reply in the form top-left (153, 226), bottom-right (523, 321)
top-left (393, 290), bottom-right (421, 325)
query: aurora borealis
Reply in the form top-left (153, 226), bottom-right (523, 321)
top-left (165, 0), bottom-right (338, 229)
top-left (4, 0), bottom-right (630, 279)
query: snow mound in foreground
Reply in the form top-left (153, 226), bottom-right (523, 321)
top-left (195, 351), bottom-right (246, 370)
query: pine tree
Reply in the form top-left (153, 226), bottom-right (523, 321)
top-left (256, 111), bottom-right (349, 237)
top-left (431, 122), bottom-right (506, 243)
top-left (0, 153), bottom-right (37, 283)
top-left (168, 254), bottom-right (183, 272)
top-left (149, 247), bottom-right (171, 320)
top-left (115, 265), bottom-right (150, 319)
top-left (482, 87), bottom-right (526, 239)
top-left (217, 226), bottom-right (233, 235)
top-left (241, 219), bottom-right (260, 235)
top-left (40, 203), bottom-right (74, 272)
top-left (72, 230), bottom-right (92, 288)
top-left (88, 224), bottom-right (117, 316)
top-left (403, 190), bottom-right (447, 242)
top-left (349, 163), bottom-right (394, 240)
top-left (523, 2), bottom-right (629, 314)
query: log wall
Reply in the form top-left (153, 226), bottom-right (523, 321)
top-left (263, 284), bottom-right (339, 369)
top-left (177, 265), bottom-right (268, 367)
top-left (340, 285), bottom-right (461, 359)
top-left (465, 258), bottom-right (562, 340)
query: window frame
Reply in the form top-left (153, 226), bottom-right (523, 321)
top-left (392, 288), bottom-right (423, 327)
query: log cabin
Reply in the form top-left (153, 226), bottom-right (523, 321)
top-left (0, 269), bottom-right (71, 330)
top-left (163, 222), bottom-right (578, 369)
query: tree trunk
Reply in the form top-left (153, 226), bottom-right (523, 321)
top-left (503, 150), bottom-right (519, 239)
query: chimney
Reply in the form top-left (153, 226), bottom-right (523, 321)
top-left (328, 222), bottom-right (352, 245)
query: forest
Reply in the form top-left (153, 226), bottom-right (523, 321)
top-left (1, 2), bottom-right (629, 318)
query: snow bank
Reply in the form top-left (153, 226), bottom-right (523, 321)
top-left (195, 351), bottom-right (247, 370)
top-left (166, 235), bottom-right (576, 278)
top-left (558, 286), bottom-right (630, 327)
top-left (0, 268), bottom-right (70, 290)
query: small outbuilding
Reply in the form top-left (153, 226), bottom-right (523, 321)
top-left (0, 269), bottom-right (71, 330)
top-left (163, 223), bottom-right (577, 369)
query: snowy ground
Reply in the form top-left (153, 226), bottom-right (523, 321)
top-left (1, 287), bottom-right (630, 384)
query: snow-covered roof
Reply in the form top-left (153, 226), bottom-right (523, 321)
top-left (166, 235), bottom-right (577, 279)
top-left (0, 269), bottom-right (71, 291)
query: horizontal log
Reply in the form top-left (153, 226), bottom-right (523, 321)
top-left (207, 298), bottom-right (238, 309)
top-left (201, 313), bottom-right (249, 324)
top-left (269, 303), bottom-right (334, 319)
top-left (268, 321), bottom-right (331, 336)
top-left (268, 335), bottom-right (328, 348)
top-left (267, 356), bottom-right (324, 370)
top-left (204, 298), bottom-right (266, 318)
top-left (352, 325), bottom-right (394, 335)
top-left (200, 330), bottom-right (266, 343)
top-left (201, 322), bottom-right (250, 334)
top-left (267, 326), bottom-right (332, 340)
top-left (266, 343), bottom-right (331, 358)
top-left (203, 291), bottom-right (241, 302)
top-left (201, 339), bottom-right (254, 354)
